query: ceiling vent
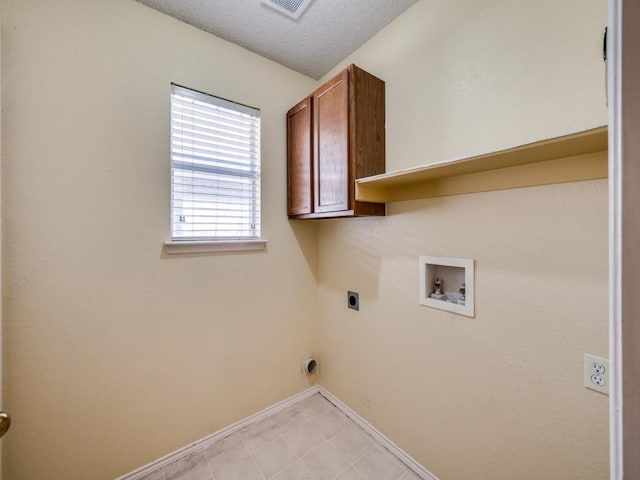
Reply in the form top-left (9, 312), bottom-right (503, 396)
top-left (261, 0), bottom-right (314, 20)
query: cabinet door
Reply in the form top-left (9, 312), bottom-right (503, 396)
top-left (313, 70), bottom-right (349, 214)
top-left (287, 97), bottom-right (313, 216)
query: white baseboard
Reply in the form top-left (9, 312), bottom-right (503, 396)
top-left (116, 385), bottom-right (439, 480)
top-left (115, 386), bottom-right (320, 480)
top-left (318, 386), bottom-right (439, 480)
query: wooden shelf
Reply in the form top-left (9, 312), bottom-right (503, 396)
top-left (355, 127), bottom-right (608, 203)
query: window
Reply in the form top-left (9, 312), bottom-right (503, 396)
top-left (169, 84), bottom-right (261, 245)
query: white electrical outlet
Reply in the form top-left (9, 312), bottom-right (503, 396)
top-left (584, 353), bottom-right (609, 395)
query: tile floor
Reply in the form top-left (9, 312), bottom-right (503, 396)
top-left (140, 393), bottom-right (422, 480)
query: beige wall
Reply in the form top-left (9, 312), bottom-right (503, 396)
top-left (1, 1), bottom-right (317, 479)
top-left (315, 1), bottom-right (609, 479)
top-left (2, 0), bottom-right (611, 479)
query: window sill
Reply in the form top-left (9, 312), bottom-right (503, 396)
top-left (164, 239), bottom-right (268, 255)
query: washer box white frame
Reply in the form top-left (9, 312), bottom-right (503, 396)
top-left (419, 256), bottom-right (475, 317)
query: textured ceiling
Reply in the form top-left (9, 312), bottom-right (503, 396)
top-left (135, 0), bottom-right (418, 79)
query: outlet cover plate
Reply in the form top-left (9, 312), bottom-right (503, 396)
top-left (584, 353), bottom-right (609, 395)
top-left (347, 291), bottom-right (359, 311)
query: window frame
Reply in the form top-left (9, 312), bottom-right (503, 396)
top-left (164, 84), bottom-right (266, 254)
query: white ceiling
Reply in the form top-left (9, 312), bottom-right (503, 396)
top-left (136, 0), bottom-right (418, 79)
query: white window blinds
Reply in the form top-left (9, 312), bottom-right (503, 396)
top-left (170, 84), bottom-right (261, 241)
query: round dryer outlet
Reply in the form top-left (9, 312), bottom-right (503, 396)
top-left (302, 357), bottom-right (318, 375)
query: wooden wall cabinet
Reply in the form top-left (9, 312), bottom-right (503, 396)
top-left (287, 64), bottom-right (386, 218)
